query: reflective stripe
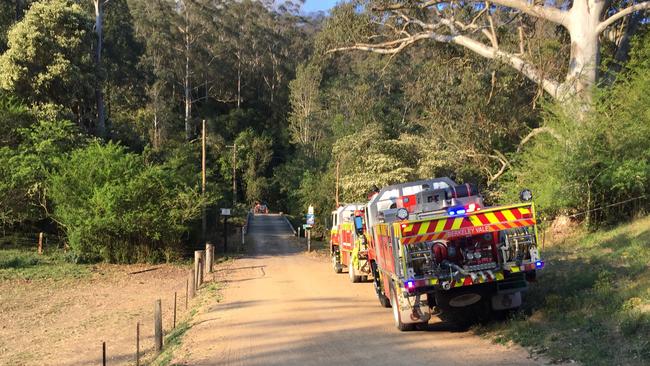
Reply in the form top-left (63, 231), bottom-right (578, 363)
top-left (484, 212), bottom-right (500, 224)
top-left (418, 222), bottom-right (430, 235)
top-left (469, 215), bottom-right (484, 227)
top-left (451, 218), bottom-right (464, 230)
top-left (502, 209), bottom-right (517, 222)
top-left (434, 219), bottom-right (447, 233)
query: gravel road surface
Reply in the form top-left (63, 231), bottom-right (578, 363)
top-left (174, 214), bottom-right (544, 366)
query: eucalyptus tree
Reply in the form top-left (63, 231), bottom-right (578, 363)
top-left (326, 0), bottom-right (650, 108)
top-left (0, 0), bottom-right (96, 127)
top-left (91, 0), bottom-right (108, 137)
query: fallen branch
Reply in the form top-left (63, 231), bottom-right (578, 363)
top-left (517, 126), bottom-right (563, 152)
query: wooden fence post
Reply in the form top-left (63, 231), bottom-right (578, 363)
top-left (102, 341), bottom-right (106, 366)
top-left (154, 299), bottom-right (163, 352)
top-left (206, 243), bottom-right (214, 274)
top-left (189, 270), bottom-right (195, 299)
top-left (194, 250), bottom-right (204, 288)
top-left (173, 292), bottom-right (177, 329)
top-left (136, 322), bottom-right (140, 366)
top-left (38, 232), bottom-right (43, 255)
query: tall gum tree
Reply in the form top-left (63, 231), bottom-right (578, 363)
top-left (93, 0), bottom-right (107, 138)
top-left (328, 0), bottom-right (650, 107)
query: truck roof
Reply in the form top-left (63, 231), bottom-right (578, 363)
top-left (366, 177), bottom-right (481, 228)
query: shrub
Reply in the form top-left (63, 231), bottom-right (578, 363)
top-left (48, 142), bottom-right (210, 263)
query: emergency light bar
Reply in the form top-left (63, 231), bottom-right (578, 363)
top-left (447, 203), bottom-right (480, 217)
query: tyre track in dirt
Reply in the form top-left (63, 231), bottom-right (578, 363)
top-left (173, 214), bottom-right (544, 366)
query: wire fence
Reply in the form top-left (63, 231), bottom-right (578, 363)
top-left (0, 234), bottom-right (236, 366)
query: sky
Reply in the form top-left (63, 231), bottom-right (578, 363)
top-left (302, 0), bottom-right (339, 13)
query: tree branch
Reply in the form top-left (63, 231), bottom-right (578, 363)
top-left (487, 149), bottom-right (509, 186)
top-left (516, 126), bottom-right (563, 153)
top-left (597, 2), bottom-right (650, 33)
top-left (488, 0), bottom-right (568, 25)
top-left (330, 30), bottom-right (561, 97)
top-left (372, 0), bottom-right (568, 25)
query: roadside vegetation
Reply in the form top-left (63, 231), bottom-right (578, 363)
top-left (0, 248), bottom-right (90, 280)
top-left (482, 215), bottom-right (650, 365)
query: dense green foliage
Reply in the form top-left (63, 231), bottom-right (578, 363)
top-left (48, 142), bottom-right (211, 262)
top-left (0, 0), bottom-right (95, 119)
top-left (0, 0), bottom-right (314, 262)
top-left (0, 0), bottom-right (647, 260)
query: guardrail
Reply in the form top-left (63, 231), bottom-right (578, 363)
top-left (281, 214), bottom-right (297, 235)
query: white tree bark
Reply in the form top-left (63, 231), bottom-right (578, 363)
top-left (332, 0), bottom-right (650, 105)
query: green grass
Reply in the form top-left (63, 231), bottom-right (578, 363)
top-left (480, 216), bottom-right (650, 365)
top-left (151, 320), bottom-right (191, 366)
top-left (0, 249), bottom-right (90, 280)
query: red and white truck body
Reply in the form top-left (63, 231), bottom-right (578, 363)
top-left (366, 177), bottom-right (543, 330)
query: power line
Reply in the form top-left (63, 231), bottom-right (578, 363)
top-left (568, 195), bottom-right (647, 218)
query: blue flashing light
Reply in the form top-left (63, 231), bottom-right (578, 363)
top-left (405, 280), bottom-right (415, 290)
top-left (447, 207), bottom-right (466, 216)
top-left (535, 260), bottom-right (545, 269)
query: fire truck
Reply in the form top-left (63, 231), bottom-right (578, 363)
top-left (330, 204), bottom-right (372, 283)
top-left (366, 177), bottom-right (543, 330)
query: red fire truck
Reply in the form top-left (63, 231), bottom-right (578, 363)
top-left (330, 204), bottom-right (373, 283)
top-left (366, 177), bottom-right (543, 330)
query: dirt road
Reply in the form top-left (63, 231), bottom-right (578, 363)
top-left (174, 214), bottom-right (543, 366)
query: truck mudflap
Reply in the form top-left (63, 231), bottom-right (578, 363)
top-left (395, 292), bottom-right (431, 325)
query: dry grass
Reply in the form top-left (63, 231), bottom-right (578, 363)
top-left (0, 253), bottom-right (193, 366)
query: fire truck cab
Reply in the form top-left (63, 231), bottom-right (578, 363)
top-left (367, 177), bottom-right (543, 330)
top-left (330, 204), bottom-right (372, 283)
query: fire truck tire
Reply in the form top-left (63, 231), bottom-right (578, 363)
top-left (376, 288), bottom-right (391, 308)
top-left (390, 286), bottom-right (414, 331)
top-left (371, 262), bottom-right (391, 308)
top-left (332, 250), bottom-right (342, 274)
top-left (348, 259), bottom-right (361, 283)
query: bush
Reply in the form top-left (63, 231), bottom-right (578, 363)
top-left (48, 142), bottom-right (211, 263)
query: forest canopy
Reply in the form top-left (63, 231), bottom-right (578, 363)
top-left (0, 0), bottom-right (648, 261)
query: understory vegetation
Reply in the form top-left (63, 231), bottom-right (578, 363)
top-left (483, 215), bottom-right (650, 366)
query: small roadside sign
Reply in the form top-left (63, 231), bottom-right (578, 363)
top-left (221, 208), bottom-right (231, 216)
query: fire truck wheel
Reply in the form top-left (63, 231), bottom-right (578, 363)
top-left (376, 287), bottom-right (391, 308)
top-left (371, 263), bottom-right (391, 308)
top-left (348, 259), bottom-right (361, 283)
top-left (332, 254), bottom-right (342, 273)
top-left (390, 286), bottom-right (415, 331)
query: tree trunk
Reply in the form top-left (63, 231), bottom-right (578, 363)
top-left (561, 0), bottom-right (606, 102)
top-left (94, 0), bottom-right (106, 138)
top-left (237, 56), bottom-right (242, 109)
top-left (184, 27), bottom-right (192, 141)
